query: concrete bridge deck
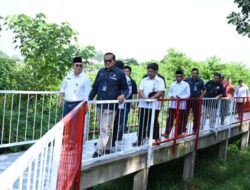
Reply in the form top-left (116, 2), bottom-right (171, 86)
top-left (0, 122), bottom-right (249, 190)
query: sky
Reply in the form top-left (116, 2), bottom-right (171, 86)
top-left (0, 0), bottom-right (249, 65)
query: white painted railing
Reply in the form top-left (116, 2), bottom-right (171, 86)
top-left (84, 97), bottom-right (244, 161)
top-left (0, 91), bottom-right (62, 148)
top-left (0, 121), bottom-right (64, 190)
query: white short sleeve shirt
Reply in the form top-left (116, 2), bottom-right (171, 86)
top-left (138, 75), bottom-right (165, 110)
top-left (168, 80), bottom-right (190, 109)
top-left (60, 71), bottom-right (91, 102)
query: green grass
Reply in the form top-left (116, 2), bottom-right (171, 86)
top-left (93, 142), bottom-right (250, 190)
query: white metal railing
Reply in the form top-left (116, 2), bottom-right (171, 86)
top-left (83, 97), bottom-right (244, 161)
top-left (0, 91), bottom-right (63, 148)
top-left (84, 99), bottom-right (155, 161)
top-left (0, 121), bottom-right (64, 190)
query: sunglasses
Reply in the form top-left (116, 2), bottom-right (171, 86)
top-left (104, 59), bottom-right (113, 63)
top-left (75, 64), bottom-right (83, 68)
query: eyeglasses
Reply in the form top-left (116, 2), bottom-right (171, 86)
top-left (176, 75), bottom-right (182, 78)
top-left (104, 59), bottom-right (113, 63)
top-left (75, 64), bottom-right (83, 68)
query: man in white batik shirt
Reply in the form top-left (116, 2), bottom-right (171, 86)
top-left (58, 56), bottom-right (91, 116)
top-left (165, 70), bottom-right (190, 137)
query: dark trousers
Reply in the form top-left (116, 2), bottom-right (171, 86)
top-left (220, 99), bottom-right (229, 124)
top-left (63, 101), bottom-right (81, 117)
top-left (184, 99), bottom-right (201, 132)
top-left (165, 108), bottom-right (186, 135)
top-left (236, 102), bottom-right (244, 119)
top-left (137, 108), bottom-right (160, 143)
top-left (112, 105), bottom-right (130, 144)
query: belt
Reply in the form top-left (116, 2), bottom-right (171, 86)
top-left (65, 100), bottom-right (82, 104)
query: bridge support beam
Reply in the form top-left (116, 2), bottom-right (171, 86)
top-left (218, 139), bottom-right (228, 160)
top-left (183, 151), bottom-right (196, 181)
top-left (133, 168), bottom-right (148, 190)
top-left (240, 130), bottom-right (249, 150)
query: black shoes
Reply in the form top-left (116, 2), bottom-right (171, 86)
top-left (92, 152), bottom-right (101, 158)
top-left (92, 150), bottom-right (113, 158)
top-left (132, 141), bottom-right (142, 146)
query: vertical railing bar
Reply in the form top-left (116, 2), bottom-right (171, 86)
top-left (18, 174), bottom-right (23, 190)
top-left (26, 162), bottom-right (32, 190)
top-left (1, 94), bottom-right (7, 144)
top-left (37, 150), bottom-right (45, 190)
top-left (93, 103), bottom-right (97, 140)
top-left (40, 146), bottom-right (49, 189)
top-left (32, 94), bottom-right (38, 140)
top-left (47, 94), bottom-right (52, 131)
top-left (25, 94), bottom-right (30, 141)
top-left (54, 94), bottom-right (59, 125)
top-left (16, 94), bottom-right (22, 142)
top-left (9, 94), bottom-right (14, 143)
top-left (50, 122), bottom-right (64, 190)
top-left (32, 152), bottom-right (39, 190)
top-left (40, 94), bottom-right (45, 138)
top-left (46, 140), bottom-right (55, 189)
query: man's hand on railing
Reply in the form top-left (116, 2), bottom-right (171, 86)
top-left (58, 98), bottom-right (63, 108)
top-left (118, 95), bottom-right (125, 104)
top-left (87, 103), bottom-right (92, 111)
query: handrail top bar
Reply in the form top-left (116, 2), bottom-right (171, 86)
top-left (88, 99), bottom-right (157, 104)
top-left (0, 122), bottom-right (64, 187)
top-left (0, 90), bottom-right (60, 94)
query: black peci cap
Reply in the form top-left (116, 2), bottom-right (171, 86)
top-left (73, 57), bottom-right (83, 64)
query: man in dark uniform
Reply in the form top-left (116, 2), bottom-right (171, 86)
top-left (89, 52), bottom-right (129, 158)
top-left (184, 68), bottom-right (206, 133)
top-left (202, 73), bottom-right (224, 129)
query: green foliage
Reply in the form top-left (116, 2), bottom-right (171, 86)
top-left (2, 13), bottom-right (96, 90)
top-left (227, 0), bottom-right (250, 37)
top-left (0, 51), bottom-right (19, 89)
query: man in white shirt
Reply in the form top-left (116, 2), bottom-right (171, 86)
top-left (58, 56), bottom-right (91, 116)
top-left (235, 79), bottom-right (249, 119)
top-left (165, 70), bottom-right (190, 137)
top-left (132, 64), bottom-right (165, 146)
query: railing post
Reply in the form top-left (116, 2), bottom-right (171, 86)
top-left (50, 122), bottom-right (64, 189)
top-left (172, 99), bottom-right (180, 154)
top-left (195, 98), bottom-right (202, 150)
top-left (228, 98), bottom-right (234, 139)
top-left (74, 102), bottom-right (86, 190)
top-left (215, 98), bottom-right (222, 135)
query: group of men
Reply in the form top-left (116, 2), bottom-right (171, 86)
top-left (58, 52), bottom-right (249, 158)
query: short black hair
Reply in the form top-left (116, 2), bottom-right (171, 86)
top-left (238, 79), bottom-right (243, 84)
top-left (191, 68), bottom-right (199, 73)
top-left (214, 73), bottom-right (221, 78)
top-left (150, 63), bottom-right (159, 71)
top-left (104, 52), bottom-right (116, 61)
top-left (124, 65), bottom-right (132, 72)
top-left (176, 70), bottom-right (184, 75)
top-left (116, 60), bottom-right (124, 69)
top-left (147, 63), bottom-right (158, 71)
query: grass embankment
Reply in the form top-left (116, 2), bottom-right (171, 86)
top-left (94, 141), bottom-right (250, 190)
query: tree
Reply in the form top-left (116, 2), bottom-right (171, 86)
top-left (227, 0), bottom-right (250, 37)
top-left (0, 51), bottom-right (19, 89)
top-left (2, 13), bottom-right (90, 90)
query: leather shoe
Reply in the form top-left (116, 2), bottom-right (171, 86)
top-left (132, 141), bottom-right (142, 146)
top-left (92, 152), bottom-right (101, 158)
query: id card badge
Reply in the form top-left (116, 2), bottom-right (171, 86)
top-left (102, 83), bottom-right (107, 92)
top-left (194, 85), bottom-right (197, 91)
